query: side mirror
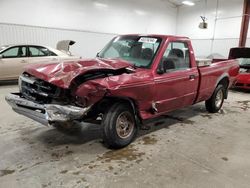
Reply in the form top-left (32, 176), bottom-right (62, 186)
top-left (96, 52), bottom-right (100, 57)
top-left (157, 60), bottom-right (166, 74)
top-left (157, 67), bottom-right (164, 74)
top-left (157, 59), bottom-right (176, 74)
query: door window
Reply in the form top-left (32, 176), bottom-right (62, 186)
top-left (28, 46), bottom-right (57, 57)
top-left (1, 46), bottom-right (26, 58)
top-left (158, 42), bottom-right (190, 73)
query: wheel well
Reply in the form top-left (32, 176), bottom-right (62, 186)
top-left (218, 77), bottom-right (229, 88)
top-left (217, 77), bottom-right (229, 99)
top-left (87, 97), bottom-right (142, 123)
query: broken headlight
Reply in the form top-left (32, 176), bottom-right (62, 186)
top-left (18, 76), bottom-right (22, 93)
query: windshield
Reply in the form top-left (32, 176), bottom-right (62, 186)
top-left (238, 58), bottom-right (250, 65)
top-left (237, 58), bottom-right (250, 73)
top-left (99, 36), bottom-right (162, 68)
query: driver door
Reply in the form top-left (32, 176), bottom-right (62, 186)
top-left (153, 41), bottom-right (199, 113)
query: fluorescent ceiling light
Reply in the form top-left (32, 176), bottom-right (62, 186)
top-left (134, 10), bottom-right (146, 16)
top-left (94, 2), bottom-right (108, 8)
top-left (182, 1), bottom-right (195, 6)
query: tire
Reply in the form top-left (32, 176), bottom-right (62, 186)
top-left (102, 103), bottom-right (138, 149)
top-left (205, 84), bottom-right (225, 113)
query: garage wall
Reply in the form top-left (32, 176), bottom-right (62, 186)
top-left (176, 0), bottom-right (244, 57)
top-left (0, 23), bottom-right (115, 58)
top-left (0, 0), bottom-right (177, 57)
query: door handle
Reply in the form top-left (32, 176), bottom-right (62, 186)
top-left (189, 74), bottom-right (195, 80)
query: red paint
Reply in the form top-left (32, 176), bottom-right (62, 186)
top-left (229, 47), bottom-right (250, 90)
top-left (234, 73), bottom-right (250, 90)
top-left (24, 35), bottom-right (239, 120)
top-left (25, 58), bottom-right (133, 88)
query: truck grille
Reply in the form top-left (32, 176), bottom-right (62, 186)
top-left (20, 73), bottom-right (63, 103)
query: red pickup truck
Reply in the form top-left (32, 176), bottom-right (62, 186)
top-left (6, 35), bottom-right (239, 148)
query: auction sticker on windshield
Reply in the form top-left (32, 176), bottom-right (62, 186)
top-left (138, 37), bottom-right (157, 44)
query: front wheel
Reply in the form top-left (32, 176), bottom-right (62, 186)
top-left (205, 84), bottom-right (225, 113)
top-left (102, 103), bottom-right (138, 149)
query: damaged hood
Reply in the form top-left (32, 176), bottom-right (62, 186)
top-left (25, 58), bottom-right (133, 88)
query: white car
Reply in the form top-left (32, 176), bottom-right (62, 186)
top-left (0, 40), bottom-right (80, 81)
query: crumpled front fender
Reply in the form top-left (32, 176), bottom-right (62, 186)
top-left (74, 79), bottom-right (109, 106)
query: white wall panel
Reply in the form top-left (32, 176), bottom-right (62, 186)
top-left (0, 0), bottom-right (177, 58)
top-left (217, 0), bottom-right (244, 18)
top-left (244, 37), bottom-right (250, 49)
top-left (0, 23), bottom-right (115, 58)
top-left (212, 38), bottom-right (239, 57)
top-left (246, 38), bottom-right (250, 46)
top-left (0, 0), bottom-right (177, 35)
top-left (176, 0), bottom-right (217, 39)
top-left (190, 39), bottom-right (212, 57)
top-left (214, 17), bottom-right (242, 38)
top-left (177, 0), bottom-right (244, 57)
top-left (0, 0), bottom-right (244, 58)
top-left (191, 38), bottom-right (240, 58)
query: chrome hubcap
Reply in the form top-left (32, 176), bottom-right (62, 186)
top-left (116, 111), bottom-right (134, 139)
top-left (215, 89), bottom-right (223, 108)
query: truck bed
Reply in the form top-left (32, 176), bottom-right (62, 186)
top-left (195, 59), bottom-right (239, 103)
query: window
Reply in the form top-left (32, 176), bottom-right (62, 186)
top-left (28, 46), bottom-right (57, 57)
top-left (158, 42), bottom-right (190, 73)
top-left (1, 46), bottom-right (26, 58)
top-left (99, 36), bottom-right (162, 68)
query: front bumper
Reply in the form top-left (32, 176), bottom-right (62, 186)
top-left (5, 93), bottom-right (91, 126)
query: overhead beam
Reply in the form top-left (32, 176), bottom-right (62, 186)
top-left (239, 0), bottom-right (250, 47)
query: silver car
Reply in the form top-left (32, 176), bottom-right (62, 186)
top-left (0, 40), bottom-right (80, 81)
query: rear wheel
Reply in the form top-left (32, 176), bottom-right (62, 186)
top-left (102, 103), bottom-right (138, 149)
top-left (205, 84), bottom-right (225, 113)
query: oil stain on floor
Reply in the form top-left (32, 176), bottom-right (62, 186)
top-left (141, 136), bottom-right (157, 145)
top-left (165, 115), bottom-right (195, 125)
top-left (0, 169), bottom-right (15, 177)
top-left (201, 114), bottom-right (213, 119)
top-left (97, 145), bottom-right (145, 162)
top-left (237, 100), bottom-right (250, 111)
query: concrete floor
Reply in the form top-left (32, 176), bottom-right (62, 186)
top-left (0, 84), bottom-right (249, 188)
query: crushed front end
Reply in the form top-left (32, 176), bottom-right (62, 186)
top-left (5, 73), bottom-right (92, 126)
